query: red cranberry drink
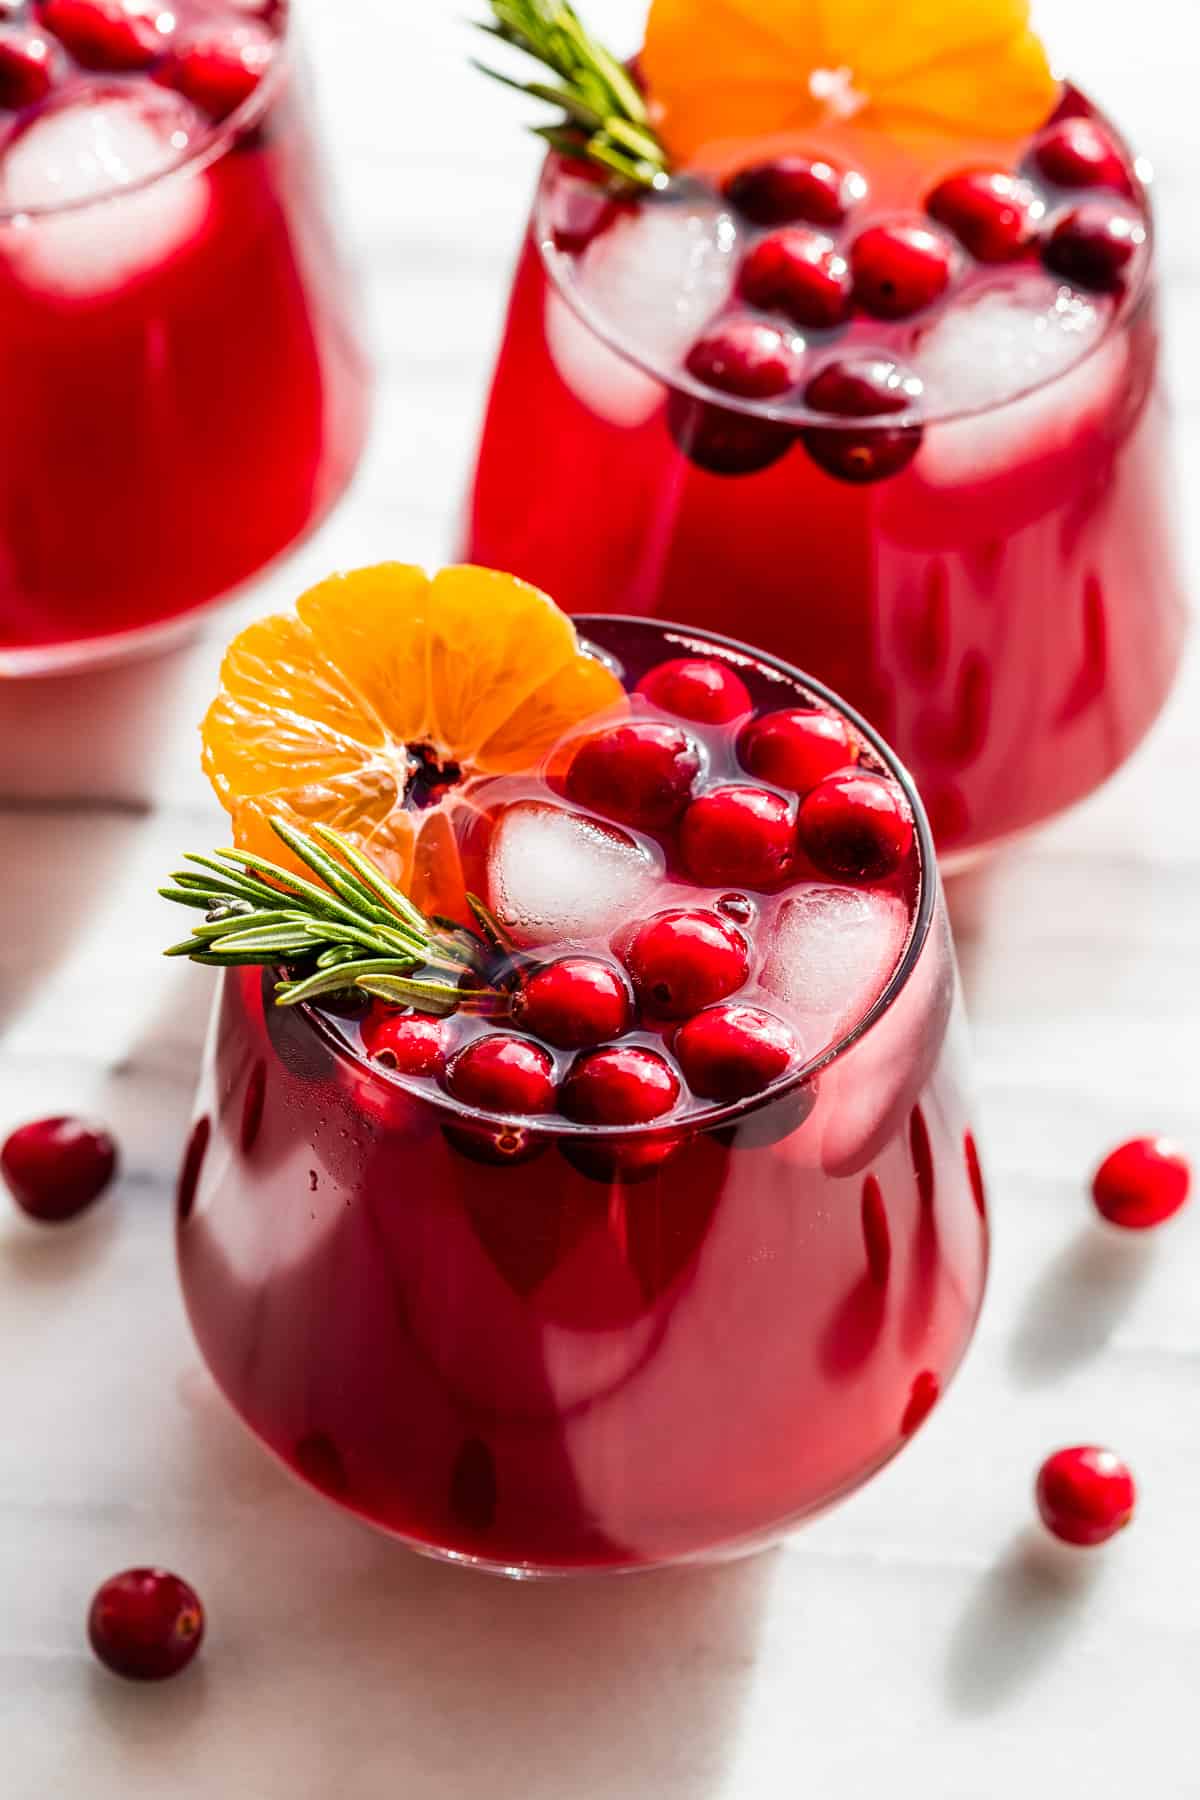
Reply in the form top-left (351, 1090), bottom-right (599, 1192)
top-left (174, 600), bottom-right (987, 1574)
top-left (0, 0), bottom-right (368, 673)
top-left (464, 0), bottom-right (1188, 863)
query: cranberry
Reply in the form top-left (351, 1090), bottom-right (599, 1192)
top-left (801, 355), bottom-right (924, 484)
top-left (561, 1131), bottom-right (685, 1184)
top-left (565, 718), bottom-right (701, 829)
top-left (2, 1116), bottom-right (117, 1223)
top-left (623, 908), bottom-right (750, 1019)
top-left (515, 956), bottom-right (631, 1049)
top-left (1032, 117), bottom-right (1131, 193)
top-left (1035, 1446), bottom-right (1136, 1547)
top-left (738, 707), bottom-right (859, 794)
top-left (926, 170), bottom-right (1042, 263)
top-left (36, 0), bottom-right (167, 70)
top-left (737, 228), bottom-right (852, 331)
top-left (361, 1010), bottom-right (447, 1078)
top-left (636, 656), bottom-right (751, 725)
top-left (685, 318), bottom-right (803, 400)
top-left (560, 1044), bottom-right (680, 1124)
top-left (0, 27), bottom-right (54, 107)
top-left (679, 784), bottom-right (795, 888)
top-left (724, 154), bottom-right (864, 228)
top-left (159, 21), bottom-right (275, 121)
top-left (850, 223), bottom-right (953, 319)
top-left (666, 391), bottom-right (797, 477)
top-left (674, 1003), bottom-right (798, 1101)
top-left (88, 1569), bottom-right (205, 1682)
top-left (443, 1035), bottom-right (557, 1116)
top-left (1091, 1137), bottom-right (1191, 1230)
top-left (797, 770), bottom-right (914, 882)
top-left (1042, 204), bottom-right (1146, 292)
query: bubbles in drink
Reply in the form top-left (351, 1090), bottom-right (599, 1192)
top-left (488, 799), bottom-right (662, 948)
top-left (761, 884), bottom-right (910, 1037)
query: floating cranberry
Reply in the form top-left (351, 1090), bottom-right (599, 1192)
top-left (1091, 1137), bottom-right (1191, 1230)
top-left (674, 1003), bottom-right (798, 1101)
top-left (2, 1116), bottom-right (117, 1223)
top-left (1032, 117), bottom-right (1132, 194)
top-left (738, 707), bottom-right (859, 794)
top-left (361, 1010), bottom-right (447, 1078)
top-left (636, 656), bottom-right (751, 725)
top-left (724, 154), bottom-right (864, 228)
top-left (1042, 203), bottom-right (1146, 292)
top-left (0, 27), bottom-right (54, 107)
top-left (560, 1044), bottom-right (680, 1125)
top-left (1036, 1446), bottom-right (1136, 1547)
top-left (515, 956), bottom-right (631, 1049)
top-left (801, 355), bottom-right (924, 485)
top-left (443, 1035), bottom-right (557, 1116)
top-left (850, 223), bottom-right (953, 319)
top-left (679, 784), bottom-right (795, 888)
top-left (666, 391), bottom-right (797, 477)
top-left (565, 718), bottom-right (701, 830)
top-left (798, 770), bottom-right (914, 882)
top-left (159, 20), bottom-right (275, 121)
top-left (37, 0), bottom-right (167, 70)
top-left (623, 908), bottom-right (750, 1020)
top-left (926, 170), bottom-right (1042, 263)
top-left (737, 228), bottom-right (852, 331)
top-left (561, 1131), bottom-right (685, 1184)
top-left (686, 317), bottom-right (803, 401)
top-left (88, 1569), bottom-right (205, 1682)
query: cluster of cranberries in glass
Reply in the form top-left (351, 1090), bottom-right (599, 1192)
top-left (668, 108), bottom-right (1145, 480)
top-left (335, 653), bottom-right (919, 1179)
top-left (0, 0), bottom-right (282, 131)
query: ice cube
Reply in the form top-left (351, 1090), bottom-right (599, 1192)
top-left (761, 885), bottom-right (910, 1039)
top-left (0, 87), bottom-right (211, 297)
top-left (912, 276), bottom-right (1126, 487)
top-left (488, 800), bottom-right (662, 949)
top-left (547, 189), bottom-right (738, 427)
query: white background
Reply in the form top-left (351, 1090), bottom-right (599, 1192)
top-left (1, 1), bottom-right (1198, 1794)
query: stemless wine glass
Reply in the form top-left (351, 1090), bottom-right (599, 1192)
top-left (463, 91), bottom-right (1188, 866)
top-left (177, 617), bottom-right (988, 1577)
top-left (0, 0), bottom-right (369, 676)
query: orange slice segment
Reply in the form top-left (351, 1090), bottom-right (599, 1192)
top-left (642, 0), bottom-right (1057, 164)
top-left (200, 563), bottom-right (625, 915)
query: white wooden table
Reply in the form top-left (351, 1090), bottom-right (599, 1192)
top-left (1, 2), bottom-right (1197, 1794)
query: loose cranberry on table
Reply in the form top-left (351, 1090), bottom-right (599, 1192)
top-left (1036, 1446), bottom-right (1136, 1547)
top-left (849, 223), bottom-right (953, 319)
top-left (738, 707), bottom-right (859, 794)
top-left (1, 1116), bottom-right (117, 1223)
top-left (685, 318), bottom-right (803, 400)
top-left (159, 20), bottom-right (275, 122)
top-left (36, 0), bottom-right (167, 70)
top-left (1031, 117), bottom-right (1132, 193)
top-left (565, 718), bottom-right (701, 829)
top-left (736, 228), bottom-right (852, 331)
top-left (88, 1568), bottom-right (205, 1682)
top-left (623, 908), bottom-right (749, 1020)
top-left (1042, 204), bottom-right (1146, 292)
top-left (636, 657), bottom-right (751, 725)
top-left (679, 784), bottom-right (794, 888)
top-left (724, 154), bottom-right (864, 228)
top-left (674, 1003), bottom-right (798, 1101)
top-left (361, 1010), bottom-right (447, 1078)
top-left (514, 956), bottom-right (631, 1050)
top-left (443, 1035), bottom-right (557, 1116)
top-left (801, 355), bottom-right (924, 485)
top-left (0, 26), bottom-right (55, 108)
top-left (798, 770), bottom-right (914, 882)
top-left (926, 171), bottom-right (1043, 263)
top-left (560, 1043), bottom-right (680, 1125)
top-left (1091, 1137), bottom-right (1191, 1230)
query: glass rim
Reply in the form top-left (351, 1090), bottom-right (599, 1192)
top-left (292, 613), bottom-right (942, 1142)
top-left (533, 111), bottom-right (1155, 433)
top-left (0, 11), bottom-right (292, 227)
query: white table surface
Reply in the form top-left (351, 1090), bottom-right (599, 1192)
top-left (2, 2), bottom-right (1198, 1794)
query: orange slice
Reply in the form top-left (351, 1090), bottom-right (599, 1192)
top-left (642, 0), bottom-right (1057, 166)
top-left (201, 563), bottom-right (624, 923)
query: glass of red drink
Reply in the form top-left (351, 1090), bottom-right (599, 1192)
top-left (177, 616), bottom-right (987, 1575)
top-left (464, 92), bottom-right (1188, 865)
top-left (0, 0), bottom-right (369, 675)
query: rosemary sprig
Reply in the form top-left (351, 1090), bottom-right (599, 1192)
top-left (474, 0), bottom-right (671, 191)
top-left (160, 818), bottom-right (508, 1016)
